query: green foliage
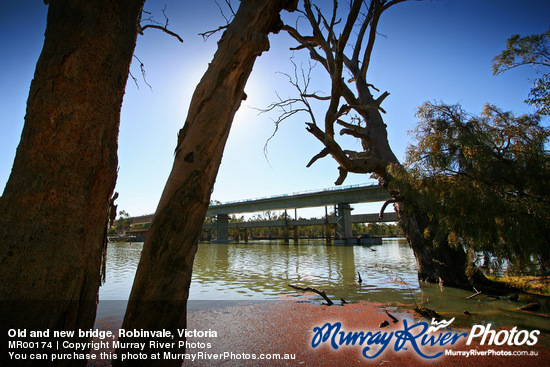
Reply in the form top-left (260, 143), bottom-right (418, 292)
top-left (390, 102), bottom-right (550, 275)
top-left (492, 28), bottom-right (550, 115)
top-left (116, 210), bottom-right (133, 232)
top-left (354, 223), bottom-right (403, 237)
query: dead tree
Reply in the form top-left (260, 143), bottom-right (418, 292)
top-left (114, 1), bottom-right (298, 366)
top-left (267, 0), bottom-right (489, 288)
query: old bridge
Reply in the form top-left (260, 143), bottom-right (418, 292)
top-left (128, 183), bottom-right (397, 243)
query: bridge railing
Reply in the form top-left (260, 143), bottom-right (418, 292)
top-left (209, 182), bottom-right (379, 207)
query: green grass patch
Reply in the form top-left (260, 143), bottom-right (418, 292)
top-left (487, 275), bottom-right (550, 296)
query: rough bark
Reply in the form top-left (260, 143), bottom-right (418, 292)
top-left (393, 202), bottom-right (489, 287)
top-left (115, 1), bottom-right (298, 366)
top-left (354, 74), bottom-right (482, 288)
top-left (0, 1), bottom-right (144, 365)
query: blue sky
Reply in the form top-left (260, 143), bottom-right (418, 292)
top-left (1, 0), bottom-right (549, 218)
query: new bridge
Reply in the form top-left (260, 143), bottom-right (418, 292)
top-left (128, 183), bottom-right (398, 243)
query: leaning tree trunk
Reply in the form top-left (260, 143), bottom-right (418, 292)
top-left (115, 1), bottom-right (298, 366)
top-left (0, 1), bottom-right (144, 365)
top-left (393, 201), bottom-right (491, 287)
top-left (357, 78), bottom-right (487, 288)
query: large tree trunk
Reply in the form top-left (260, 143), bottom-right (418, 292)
top-left (393, 202), bottom-right (488, 287)
top-left (115, 1), bottom-right (298, 366)
top-left (354, 79), bottom-right (482, 288)
top-left (0, 1), bottom-right (143, 365)
top-left (361, 84), bottom-right (488, 289)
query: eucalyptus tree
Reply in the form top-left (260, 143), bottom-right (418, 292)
top-left (115, 1), bottom-right (298, 365)
top-left (492, 28), bottom-right (550, 115)
top-left (0, 2), bottom-right (145, 364)
top-left (268, 0), bottom-right (488, 286)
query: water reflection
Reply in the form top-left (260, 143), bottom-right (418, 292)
top-left (189, 239), bottom-right (419, 303)
top-left (99, 242), bottom-right (143, 300)
top-left (98, 239), bottom-right (548, 333)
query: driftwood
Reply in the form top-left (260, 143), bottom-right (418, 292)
top-left (386, 310), bottom-right (399, 324)
top-left (518, 303), bottom-right (541, 312)
top-left (414, 306), bottom-right (441, 321)
top-left (467, 287), bottom-right (483, 300)
top-left (288, 284), bottom-right (333, 306)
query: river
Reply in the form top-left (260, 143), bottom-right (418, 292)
top-left (97, 239), bottom-right (547, 334)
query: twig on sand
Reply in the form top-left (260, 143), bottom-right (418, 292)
top-left (386, 310), bottom-right (399, 323)
top-left (467, 287), bottom-right (483, 300)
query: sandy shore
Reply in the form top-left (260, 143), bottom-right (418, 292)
top-left (90, 297), bottom-right (549, 366)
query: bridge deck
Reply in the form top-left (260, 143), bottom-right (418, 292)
top-left (206, 184), bottom-right (390, 215)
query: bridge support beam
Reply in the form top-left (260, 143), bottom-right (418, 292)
top-left (243, 228), bottom-right (248, 243)
top-left (283, 225), bottom-right (290, 243)
top-left (201, 229), bottom-right (212, 241)
top-left (217, 214), bottom-right (230, 243)
top-left (325, 223), bottom-right (331, 244)
top-left (336, 203), bottom-right (353, 242)
top-left (293, 226), bottom-right (298, 242)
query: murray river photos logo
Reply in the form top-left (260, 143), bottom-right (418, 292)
top-left (311, 318), bottom-right (540, 359)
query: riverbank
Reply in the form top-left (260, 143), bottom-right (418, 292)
top-left (487, 275), bottom-right (550, 296)
top-left (90, 297), bottom-right (549, 366)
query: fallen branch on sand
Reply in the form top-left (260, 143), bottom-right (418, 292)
top-left (386, 310), bottom-right (399, 323)
top-left (288, 284), bottom-right (334, 306)
top-left (467, 287), bottom-right (482, 300)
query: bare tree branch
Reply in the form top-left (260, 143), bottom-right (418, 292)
top-left (129, 55), bottom-right (153, 91)
top-left (140, 24), bottom-right (183, 43)
top-left (254, 57), bottom-right (323, 159)
top-left (301, 93), bottom-right (331, 100)
top-left (138, 5), bottom-right (183, 43)
top-left (335, 166), bottom-right (348, 185)
top-left (215, 0), bottom-right (237, 24)
top-left (199, 25), bottom-right (229, 41)
top-left (264, 0), bottom-right (406, 184)
top-left (306, 148), bottom-right (330, 167)
top-left (288, 284), bottom-right (333, 305)
top-left (379, 198), bottom-right (397, 219)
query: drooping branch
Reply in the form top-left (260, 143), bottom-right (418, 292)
top-left (379, 198), bottom-right (397, 220)
top-left (335, 166), bottom-right (348, 185)
top-left (130, 5), bottom-right (183, 91)
top-left (306, 148), bottom-right (330, 167)
top-left (129, 54), bottom-right (153, 91)
top-left (256, 58), bottom-right (320, 156)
